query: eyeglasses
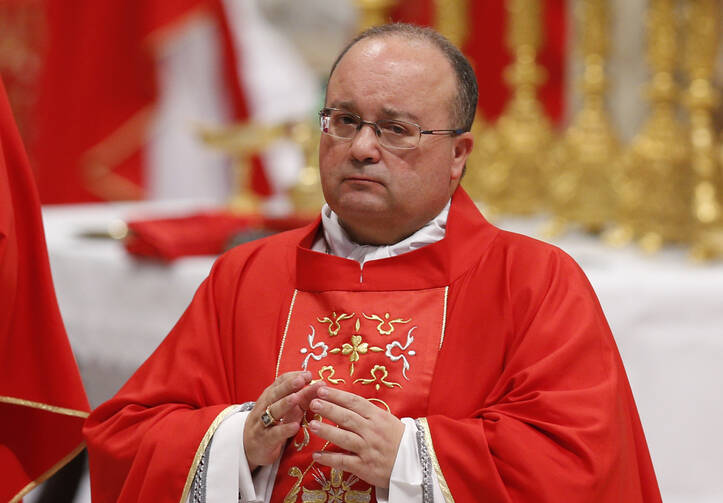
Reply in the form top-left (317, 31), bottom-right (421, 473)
top-left (318, 107), bottom-right (464, 150)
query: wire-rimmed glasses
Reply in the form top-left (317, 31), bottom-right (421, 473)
top-left (319, 107), bottom-right (464, 150)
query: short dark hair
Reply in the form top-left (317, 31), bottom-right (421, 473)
top-left (327, 23), bottom-right (478, 132)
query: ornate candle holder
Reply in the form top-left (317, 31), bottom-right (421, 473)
top-left (472, 0), bottom-right (554, 215)
top-left (607, 0), bottom-right (692, 252)
top-left (543, 0), bottom-right (619, 237)
top-left (681, 0), bottom-right (722, 260)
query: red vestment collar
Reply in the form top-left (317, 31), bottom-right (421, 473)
top-left (294, 188), bottom-right (498, 292)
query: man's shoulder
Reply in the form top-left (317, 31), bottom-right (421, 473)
top-left (209, 224), bottom-right (313, 279)
top-left (483, 225), bottom-right (585, 281)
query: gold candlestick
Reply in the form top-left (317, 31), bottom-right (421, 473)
top-left (543, 0), bottom-right (619, 237)
top-left (608, 0), bottom-right (692, 252)
top-left (471, 0), bottom-right (554, 215)
top-left (684, 0), bottom-right (722, 260)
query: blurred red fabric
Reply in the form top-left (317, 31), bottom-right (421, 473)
top-left (31, 0), bottom-right (269, 203)
top-left (0, 77), bottom-right (90, 502)
top-left (124, 212), bottom-right (313, 261)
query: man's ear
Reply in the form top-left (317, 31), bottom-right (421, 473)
top-left (450, 131), bottom-right (474, 181)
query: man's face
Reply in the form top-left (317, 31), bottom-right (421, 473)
top-left (319, 36), bottom-right (473, 245)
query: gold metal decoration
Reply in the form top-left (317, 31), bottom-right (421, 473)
top-left (287, 121), bottom-right (326, 217)
top-left (355, 0), bottom-right (398, 31)
top-left (317, 312), bottom-right (355, 337)
top-left (542, 0), bottom-right (619, 237)
top-left (198, 122), bottom-right (285, 213)
top-left (199, 120), bottom-right (325, 215)
top-left (608, 0), bottom-right (692, 252)
top-left (684, 0), bottom-right (722, 260)
top-left (467, 0), bottom-right (554, 215)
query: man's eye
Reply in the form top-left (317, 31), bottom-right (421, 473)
top-left (335, 114), bottom-right (358, 126)
top-left (382, 122), bottom-right (411, 136)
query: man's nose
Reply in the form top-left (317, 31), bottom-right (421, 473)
top-left (349, 123), bottom-right (382, 163)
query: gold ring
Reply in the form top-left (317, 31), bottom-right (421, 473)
top-left (260, 406), bottom-right (277, 428)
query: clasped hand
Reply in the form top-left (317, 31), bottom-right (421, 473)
top-left (243, 371), bottom-right (405, 488)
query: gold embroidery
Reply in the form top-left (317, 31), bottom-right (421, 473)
top-left (317, 312), bottom-right (354, 337)
top-left (362, 312), bottom-right (411, 335)
top-left (284, 438), bottom-right (332, 502)
top-left (366, 398), bottom-right (391, 413)
top-left (276, 289), bottom-right (299, 379)
top-left (302, 468), bottom-right (371, 503)
top-left (0, 396), bottom-right (89, 418)
top-left (440, 286), bottom-right (449, 349)
top-left (353, 365), bottom-right (402, 391)
top-left (285, 466), bottom-right (304, 503)
top-left (329, 334), bottom-right (382, 376)
top-left (315, 365), bottom-right (346, 385)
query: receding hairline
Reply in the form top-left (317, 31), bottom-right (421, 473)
top-left (327, 35), bottom-right (457, 122)
top-left (326, 24), bottom-right (478, 131)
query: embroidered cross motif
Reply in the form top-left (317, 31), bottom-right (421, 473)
top-left (301, 468), bottom-right (371, 503)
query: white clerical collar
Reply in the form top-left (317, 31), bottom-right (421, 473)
top-left (311, 200), bottom-right (451, 266)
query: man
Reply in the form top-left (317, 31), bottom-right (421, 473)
top-left (85, 24), bottom-right (662, 502)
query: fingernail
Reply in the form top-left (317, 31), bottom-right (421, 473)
top-left (309, 420), bottom-right (320, 431)
top-left (312, 452), bottom-right (321, 460)
top-left (310, 399), bottom-right (321, 411)
top-left (317, 387), bottom-right (328, 398)
top-left (303, 371), bottom-right (312, 380)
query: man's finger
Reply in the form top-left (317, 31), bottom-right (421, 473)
top-left (312, 450), bottom-right (358, 476)
top-left (263, 371), bottom-right (311, 406)
top-left (310, 397), bottom-right (364, 432)
top-left (262, 420), bottom-right (300, 444)
top-left (309, 419), bottom-right (361, 453)
top-left (314, 386), bottom-right (375, 419)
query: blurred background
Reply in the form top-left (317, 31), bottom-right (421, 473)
top-left (2, 0), bottom-right (722, 501)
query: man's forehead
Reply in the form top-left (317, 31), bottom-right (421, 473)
top-left (327, 36), bottom-right (455, 110)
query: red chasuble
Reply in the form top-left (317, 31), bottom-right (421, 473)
top-left (84, 188), bottom-right (662, 502)
top-left (0, 78), bottom-right (90, 502)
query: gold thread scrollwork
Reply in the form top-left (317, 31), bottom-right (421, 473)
top-left (317, 312), bottom-right (354, 337)
top-left (285, 466), bottom-right (304, 503)
top-left (367, 398), bottom-right (391, 413)
top-left (315, 365), bottom-right (346, 385)
top-left (353, 365), bottom-right (402, 391)
top-left (294, 412), bottom-right (323, 452)
top-left (362, 312), bottom-right (411, 335)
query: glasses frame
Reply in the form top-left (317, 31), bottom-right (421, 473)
top-left (319, 107), bottom-right (465, 150)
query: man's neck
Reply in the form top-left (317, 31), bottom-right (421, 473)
top-left (312, 200), bottom-right (451, 266)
